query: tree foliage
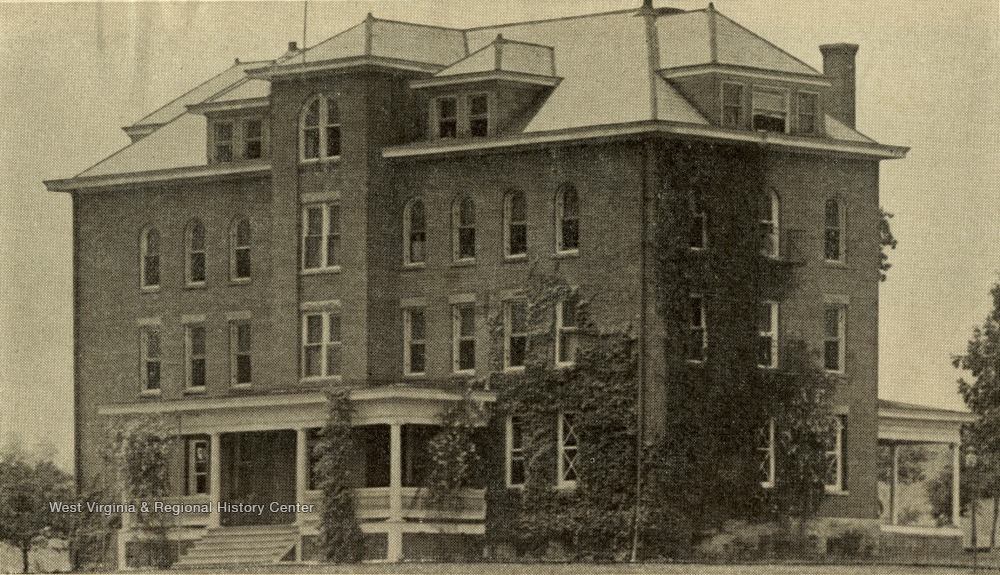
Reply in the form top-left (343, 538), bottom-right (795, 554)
top-left (0, 447), bottom-right (73, 573)
top-left (316, 389), bottom-right (365, 563)
top-left (877, 444), bottom-right (929, 485)
top-left (424, 392), bottom-right (486, 512)
top-left (879, 208), bottom-right (898, 282)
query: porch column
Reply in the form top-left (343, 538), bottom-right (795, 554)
top-left (388, 422), bottom-right (403, 562)
top-left (953, 442), bottom-right (962, 527)
top-left (209, 432), bottom-right (221, 528)
top-left (890, 442), bottom-right (899, 525)
top-left (296, 428), bottom-right (308, 525)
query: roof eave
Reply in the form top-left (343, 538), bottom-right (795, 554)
top-left (411, 71), bottom-right (562, 90)
top-left (247, 55), bottom-right (445, 79)
top-left (187, 97), bottom-right (271, 115)
top-left (660, 64), bottom-right (832, 87)
top-left (45, 162), bottom-right (271, 193)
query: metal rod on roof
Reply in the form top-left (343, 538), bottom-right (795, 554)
top-left (302, 0), bottom-right (308, 63)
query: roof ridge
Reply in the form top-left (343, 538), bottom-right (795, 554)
top-left (294, 20), bottom-right (366, 63)
top-left (464, 7), bottom-right (636, 32)
top-left (369, 15), bottom-right (464, 33)
top-left (131, 61), bottom-right (250, 126)
top-left (712, 9), bottom-right (821, 75)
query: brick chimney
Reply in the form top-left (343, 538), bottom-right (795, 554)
top-left (820, 43), bottom-right (859, 128)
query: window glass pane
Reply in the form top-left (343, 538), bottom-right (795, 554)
top-left (190, 223), bottom-right (205, 250)
top-left (758, 304), bottom-right (772, 333)
top-left (190, 253), bottom-right (206, 283)
top-left (304, 237), bottom-right (321, 268)
top-left (304, 128), bottom-right (320, 159)
top-left (410, 310), bottom-right (425, 340)
top-left (326, 97), bottom-right (339, 125)
top-left (245, 120), bottom-right (261, 139)
top-left (410, 200), bottom-right (426, 230)
top-left (191, 359), bottom-right (206, 387)
top-left (757, 335), bottom-right (773, 367)
top-left (723, 83), bottom-right (742, 105)
top-left (459, 228), bottom-right (476, 259)
top-left (190, 327), bottom-right (205, 354)
top-left (690, 298), bottom-right (703, 327)
top-left (328, 315), bottom-right (341, 343)
top-left (439, 98), bottom-right (457, 119)
top-left (753, 90), bottom-right (785, 112)
top-left (825, 308), bottom-right (840, 338)
top-left (146, 362), bottom-right (161, 390)
top-left (147, 330), bottom-right (161, 358)
top-left (459, 340), bottom-right (475, 370)
top-left (237, 323), bottom-right (251, 352)
top-left (459, 306), bottom-right (475, 336)
top-left (410, 344), bottom-right (426, 373)
top-left (510, 337), bottom-right (526, 368)
top-left (509, 191), bottom-right (526, 222)
top-left (306, 315), bottom-right (323, 344)
top-left (326, 126), bottom-right (341, 157)
top-left (235, 249), bottom-right (251, 278)
top-left (305, 99), bottom-right (320, 127)
top-left (510, 302), bottom-right (526, 333)
top-left (215, 123), bottom-right (233, 141)
top-left (146, 229), bottom-right (159, 254)
top-left (304, 347), bottom-right (322, 376)
top-left (824, 341), bottom-right (840, 371)
top-left (825, 199), bottom-right (840, 227)
top-left (470, 95), bottom-right (488, 116)
top-left (236, 355), bottom-right (252, 384)
top-left (460, 197), bottom-right (475, 225)
top-left (306, 208), bottom-right (323, 236)
top-left (235, 220), bottom-right (251, 245)
top-left (562, 187), bottom-right (579, 217)
top-left (326, 345), bottom-right (342, 376)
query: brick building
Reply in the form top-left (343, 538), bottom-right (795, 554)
top-left (46, 2), bottom-right (909, 566)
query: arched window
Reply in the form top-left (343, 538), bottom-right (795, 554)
top-left (300, 94), bottom-right (341, 161)
top-left (556, 184), bottom-right (579, 253)
top-left (760, 189), bottom-right (779, 258)
top-left (824, 198), bottom-right (844, 262)
top-left (140, 226), bottom-right (160, 289)
top-left (186, 220), bottom-right (206, 286)
top-left (231, 218), bottom-right (251, 281)
top-left (453, 196), bottom-right (476, 261)
top-left (404, 199), bottom-right (426, 265)
top-left (504, 189), bottom-right (527, 258)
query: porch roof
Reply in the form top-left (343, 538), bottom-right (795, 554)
top-left (878, 398), bottom-right (976, 445)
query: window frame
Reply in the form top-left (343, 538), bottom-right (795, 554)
top-left (687, 295), bottom-right (707, 363)
top-left (301, 311), bottom-right (343, 380)
top-left (243, 118), bottom-right (263, 159)
top-left (824, 415), bottom-right (847, 493)
top-left (555, 295), bottom-right (579, 367)
top-left (759, 418), bottom-right (776, 489)
top-left (504, 299), bottom-right (528, 372)
top-left (299, 94), bottom-right (341, 163)
top-left (301, 203), bottom-right (342, 273)
top-left (557, 412), bottom-right (580, 489)
top-left (185, 220), bottom-right (207, 287)
top-left (452, 303), bottom-right (476, 375)
top-left (823, 304), bottom-right (846, 374)
top-left (403, 198), bottom-right (427, 267)
top-left (185, 323), bottom-right (207, 391)
top-left (404, 308), bottom-right (427, 377)
top-left (230, 218), bottom-right (252, 282)
top-left (504, 189), bottom-right (528, 259)
top-left (436, 96), bottom-right (458, 139)
top-left (689, 191), bottom-right (707, 250)
top-left (760, 189), bottom-right (779, 258)
top-left (212, 121), bottom-right (234, 163)
top-left (824, 198), bottom-right (845, 263)
top-left (469, 93), bottom-right (489, 137)
top-left (555, 184), bottom-right (580, 255)
top-left (230, 320), bottom-right (252, 387)
top-left (506, 415), bottom-right (526, 489)
top-left (751, 86), bottom-right (790, 133)
top-left (721, 81), bottom-right (744, 129)
top-left (452, 195), bottom-right (476, 262)
top-left (140, 325), bottom-right (162, 394)
top-left (797, 91), bottom-right (819, 135)
top-left (140, 226), bottom-right (160, 291)
top-left (758, 301), bottom-right (779, 369)
top-left (186, 437), bottom-right (210, 495)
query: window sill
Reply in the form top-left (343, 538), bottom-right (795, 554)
top-left (300, 375), bottom-right (343, 384)
top-left (686, 359), bottom-right (706, 365)
top-left (758, 364), bottom-right (778, 370)
top-left (504, 254), bottom-right (528, 263)
top-left (554, 361), bottom-right (575, 370)
top-left (301, 266), bottom-right (342, 276)
top-left (824, 259), bottom-right (848, 267)
top-left (231, 383), bottom-right (252, 390)
top-left (824, 369), bottom-right (846, 376)
top-left (184, 387), bottom-right (207, 395)
top-left (139, 389), bottom-right (161, 397)
top-left (402, 262), bottom-right (426, 271)
top-left (185, 283), bottom-right (207, 290)
top-left (299, 156), bottom-right (342, 166)
top-left (553, 250), bottom-right (579, 260)
top-left (760, 482), bottom-right (775, 490)
top-left (451, 259), bottom-right (476, 268)
top-left (140, 285), bottom-right (161, 294)
top-left (452, 370), bottom-right (475, 378)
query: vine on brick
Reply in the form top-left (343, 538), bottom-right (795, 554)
top-left (316, 389), bottom-right (364, 563)
top-left (424, 390), bottom-right (487, 512)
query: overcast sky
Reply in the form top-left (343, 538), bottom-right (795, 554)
top-left (0, 0), bottom-right (997, 471)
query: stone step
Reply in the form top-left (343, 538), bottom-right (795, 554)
top-left (174, 525), bottom-right (298, 567)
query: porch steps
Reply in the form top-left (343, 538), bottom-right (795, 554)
top-left (173, 524), bottom-right (298, 568)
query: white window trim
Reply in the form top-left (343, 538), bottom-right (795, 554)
top-left (299, 94), bottom-right (341, 163)
top-left (185, 323), bottom-right (206, 391)
top-left (690, 193), bottom-right (708, 251)
top-left (688, 295), bottom-right (707, 363)
top-left (403, 198), bottom-right (426, 267)
top-left (824, 198), bottom-right (846, 264)
top-left (140, 325), bottom-right (162, 395)
top-left (434, 96), bottom-right (459, 139)
top-left (300, 311), bottom-right (343, 381)
top-left (505, 415), bottom-right (525, 489)
top-left (468, 93), bottom-right (490, 137)
top-left (229, 320), bottom-right (252, 387)
top-left (301, 203), bottom-right (342, 273)
top-left (759, 300), bottom-right (779, 369)
top-left (185, 220), bottom-right (207, 287)
top-left (557, 412), bottom-right (579, 489)
top-left (139, 226), bottom-right (160, 292)
top-left (761, 189), bottom-right (779, 259)
top-left (212, 120), bottom-right (234, 163)
top-left (751, 86), bottom-right (791, 134)
top-left (230, 218), bottom-right (251, 283)
top-left (504, 299), bottom-right (527, 372)
top-left (825, 416), bottom-right (847, 493)
top-left (796, 90), bottom-right (820, 135)
top-left (243, 118), bottom-right (264, 159)
top-left (504, 190), bottom-right (528, 260)
top-left (187, 438), bottom-right (210, 495)
top-left (452, 303), bottom-right (476, 375)
top-left (555, 185), bottom-right (580, 255)
top-left (720, 81), bottom-right (744, 129)
top-left (403, 308), bottom-right (427, 377)
top-left (760, 418), bottom-right (776, 489)
top-left (452, 195), bottom-right (476, 263)
top-left (555, 297), bottom-right (578, 367)
top-left (823, 303), bottom-right (846, 374)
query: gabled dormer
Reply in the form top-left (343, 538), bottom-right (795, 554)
top-left (655, 4), bottom-right (831, 137)
top-left (410, 35), bottom-right (561, 140)
top-left (187, 77), bottom-right (271, 164)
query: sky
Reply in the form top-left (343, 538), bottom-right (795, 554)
top-left (0, 0), bottom-right (997, 472)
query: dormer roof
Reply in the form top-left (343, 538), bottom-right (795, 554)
top-left (411, 35), bottom-right (560, 90)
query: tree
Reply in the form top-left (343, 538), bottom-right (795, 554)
top-left (953, 279), bottom-right (1000, 547)
top-left (878, 444), bottom-right (929, 485)
top-left (0, 451), bottom-right (73, 573)
top-left (879, 208), bottom-right (897, 282)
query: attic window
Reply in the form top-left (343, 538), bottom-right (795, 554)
top-left (721, 83), bottom-right (743, 129)
top-left (797, 92), bottom-right (818, 134)
top-left (244, 119), bottom-right (262, 159)
top-left (438, 98), bottom-right (458, 139)
top-left (470, 94), bottom-right (488, 137)
top-left (214, 122), bottom-right (234, 162)
top-left (752, 88), bottom-right (788, 133)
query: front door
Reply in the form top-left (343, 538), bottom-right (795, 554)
top-left (220, 430), bottom-right (296, 526)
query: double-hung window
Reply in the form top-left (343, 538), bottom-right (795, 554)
top-left (557, 412), bottom-right (580, 488)
top-left (244, 119), bottom-right (263, 159)
top-left (504, 299), bottom-right (527, 371)
top-left (469, 94), bottom-right (489, 137)
top-left (797, 92), bottom-right (818, 134)
top-left (437, 97), bottom-right (458, 139)
top-left (752, 88), bottom-right (788, 133)
top-left (824, 416), bottom-right (847, 492)
top-left (505, 190), bottom-right (527, 258)
top-left (760, 190), bottom-right (779, 258)
top-left (688, 295), bottom-right (707, 362)
top-left (140, 227), bottom-right (160, 289)
top-left (453, 196), bottom-right (476, 261)
top-left (758, 419), bottom-right (776, 488)
top-left (452, 304), bottom-right (476, 374)
top-left (758, 301), bottom-right (778, 369)
top-left (186, 323), bottom-right (207, 390)
top-left (404, 199), bottom-right (426, 265)
top-left (140, 325), bottom-right (161, 392)
top-left (824, 199), bottom-right (844, 262)
top-left (213, 122), bottom-right (233, 163)
top-left (823, 303), bottom-right (846, 373)
top-left (555, 296), bottom-right (579, 366)
top-left (404, 308), bottom-right (427, 376)
top-left (721, 82), bottom-right (744, 128)
top-left (302, 203), bottom-right (341, 271)
top-left (506, 415), bottom-right (526, 488)
top-left (556, 184), bottom-right (579, 254)
top-left (231, 219), bottom-right (251, 281)
top-left (302, 311), bottom-right (342, 379)
top-left (230, 320), bottom-right (252, 386)
top-left (186, 438), bottom-right (209, 495)
top-left (690, 192), bottom-right (707, 250)
top-left (300, 94), bottom-right (341, 161)
top-left (186, 220), bottom-right (206, 286)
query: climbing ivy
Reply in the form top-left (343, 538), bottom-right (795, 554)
top-left (424, 391), bottom-right (487, 512)
top-left (315, 389), bottom-right (364, 563)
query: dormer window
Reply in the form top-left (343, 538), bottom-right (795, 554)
top-left (301, 94), bottom-right (341, 162)
top-left (214, 122), bottom-right (234, 162)
top-left (244, 119), bottom-right (262, 159)
top-left (438, 98), bottom-right (458, 139)
top-left (469, 94), bottom-right (488, 137)
top-left (797, 92), bottom-right (818, 134)
top-left (209, 117), bottom-right (266, 163)
top-left (752, 88), bottom-right (788, 133)
top-left (721, 82), bottom-right (744, 129)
